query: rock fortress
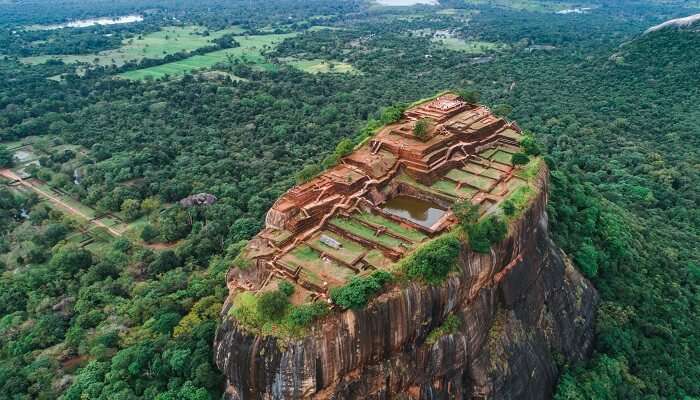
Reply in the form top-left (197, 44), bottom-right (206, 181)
top-left (214, 92), bottom-right (598, 400)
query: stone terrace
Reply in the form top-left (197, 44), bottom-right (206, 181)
top-left (236, 93), bottom-right (529, 304)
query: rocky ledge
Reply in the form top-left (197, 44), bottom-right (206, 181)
top-left (214, 168), bottom-right (598, 399)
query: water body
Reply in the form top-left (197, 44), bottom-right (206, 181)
top-left (382, 195), bottom-right (445, 228)
top-left (556, 8), bottom-right (592, 15)
top-left (375, 0), bottom-right (438, 6)
top-left (34, 15), bottom-right (143, 30)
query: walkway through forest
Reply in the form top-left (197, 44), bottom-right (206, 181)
top-left (1, 168), bottom-right (124, 236)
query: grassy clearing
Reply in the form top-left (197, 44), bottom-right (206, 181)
top-left (354, 212), bottom-right (427, 242)
top-left (118, 33), bottom-right (296, 80)
top-left (480, 167), bottom-right (504, 180)
top-left (285, 58), bottom-right (356, 74)
top-left (491, 150), bottom-right (514, 165)
top-left (363, 249), bottom-right (393, 270)
top-left (309, 231), bottom-right (367, 264)
top-left (20, 25), bottom-right (245, 67)
top-left (432, 179), bottom-right (478, 198)
top-left (123, 216), bottom-right (149, 241)
top-left (460, 0), bottom-right (587, 12)
top-left (283, 244), bottom-right (355, 286)
top-left (516, 157), bottom-right (543, 180)
top-left (432, 38), bottom-right (507, 54)
top-left (288, 244), bottom-right (322, 263)
top-left (447, 169), bottom-right (495, 190)
top-left (478, 148), bottom-right (496, 159)
top-left (330, 217), bottom-right (408, 249)
top-left (307, 26), bottom-right (343, 32)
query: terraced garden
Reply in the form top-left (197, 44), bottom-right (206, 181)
top-left (354, 211), bottom-right (427, 242)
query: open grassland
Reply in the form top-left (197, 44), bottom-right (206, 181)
top-left (20, 25), bottom-right (245, 67)
top-left (432, 38), bottom-right (508, 54)
top-left (118, 33), bottom-right (296, 80)
top-left (460, 0), bottom-right (591, 12)
top-left (285, 58), bottom-right (357, 74)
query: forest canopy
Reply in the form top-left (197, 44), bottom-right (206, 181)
top-left (0, 0), bottom-right (698, 399)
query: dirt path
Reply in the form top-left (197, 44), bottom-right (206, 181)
top-left (1, 169), bottom-right (123, 237)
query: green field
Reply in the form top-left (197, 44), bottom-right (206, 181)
top-left (433, 38), bottom-right (508, 54)
top-left (460, 0), bottom-right (591, 12)
top-left (21, 25), bottom-right (245, 67)
top-left (285, 58), bottom-right (356, 74)
top-left (446, 169), bottom-right (496, 190)
top-left (330, 217), bottom-right (409, 249)
top-left (354, 212), bottom-right (427, 242)
top-left (491, 150), bottom-right (515, 165)
top-left (432, 179), bottom-right (478, 198)
top-left (118, 33), bottom-right (296, 80)
top-left (309, 231), bottom-right (366, 264)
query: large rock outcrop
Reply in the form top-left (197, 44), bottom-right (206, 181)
top-left (214, 171), bottom-right (598, 399)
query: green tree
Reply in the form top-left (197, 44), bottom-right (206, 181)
top-left (403, 235), bottom-right (460, 284)
top-left (50, 246), bottom-right (93, 275)
top-left (521, 133), bottom-right (541, 156)
top-left (141, 224), bottom-right (159, 243)
top-left (0, 145), bottom-right (13, 167)
top-left (141, 196), bottom-right (161, 215)
top-left (492, 103), bottom-right (513, 117)
top-left (330, 271), bottom-right (392, 309)
top-left (295, 164), bottom-right (321, 184)
top-left (511, 152), bottom-right (530, 166)
top-left (256, 290), bottom-right (289, 320)
top-left (459, 89), bottom-right (480, 103)
top-left (413, 118), bottom-right (430, 140)
top-left (574, 242), bottom-right (599, 278)
top-left (120, 198), bottom-right (141, 221)
top-left (502, 200), bottom-right (516, 216)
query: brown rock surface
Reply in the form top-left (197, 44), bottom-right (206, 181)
top-left (214, 171), bottom-right (599, 399)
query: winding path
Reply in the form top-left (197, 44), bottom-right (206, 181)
top-left (1, 169), bottom-right (123, 237)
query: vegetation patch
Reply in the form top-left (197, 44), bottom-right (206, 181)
top-left (355, 212), bottom-right (427, 242)
top-left (230, 283), bottom-right (329, 337)
top-left (454, 201), bottom-right (507, 253)
top-left (285, 58), bottom-right (356, 74)
top-left (21, 25), bottom-right (244, 67)
top-left (330, 217), bottom-right (408, 248)
top-left (433, 38), bottom-right (508, 54)
top-left (425, 314), bottom-right (461, 345)
top-left (330, 270), bottom-right (393, 310)
top-left (399, 233), bottom-right (460, 284)
top-left (118, 33), bottom-right (295, 80)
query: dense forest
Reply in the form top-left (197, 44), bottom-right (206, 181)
top-left (0, 0), bottom-right (698, 399)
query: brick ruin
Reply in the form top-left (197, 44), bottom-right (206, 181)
top-left (233, 93), bottom-right (531, 304)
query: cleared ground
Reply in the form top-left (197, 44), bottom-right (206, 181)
top-left (118, 33), bottom-right (296, 80)
top-left (285, 58), bottom-right (357, 74)
top-left (432, 38), bottom-right (508, 54)
top-left (460, 0), bottom-right (590, 12)
top-left (20, 25), bottom-right (245, 67)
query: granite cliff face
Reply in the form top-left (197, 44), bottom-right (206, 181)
top-left (214, 169), bottom-right (598, 400)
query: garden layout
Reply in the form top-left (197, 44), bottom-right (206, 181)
top-left (235, 93), bottom-right (533, 305)
top-left (0, 137), bottom-right (161, 242)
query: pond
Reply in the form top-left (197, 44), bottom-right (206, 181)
top-left (381, 195), bottom-right (445, 229)
top-left (375, 0), bottom-right (438, 6)
top-left (30, 15), bottom-right (143, 30)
